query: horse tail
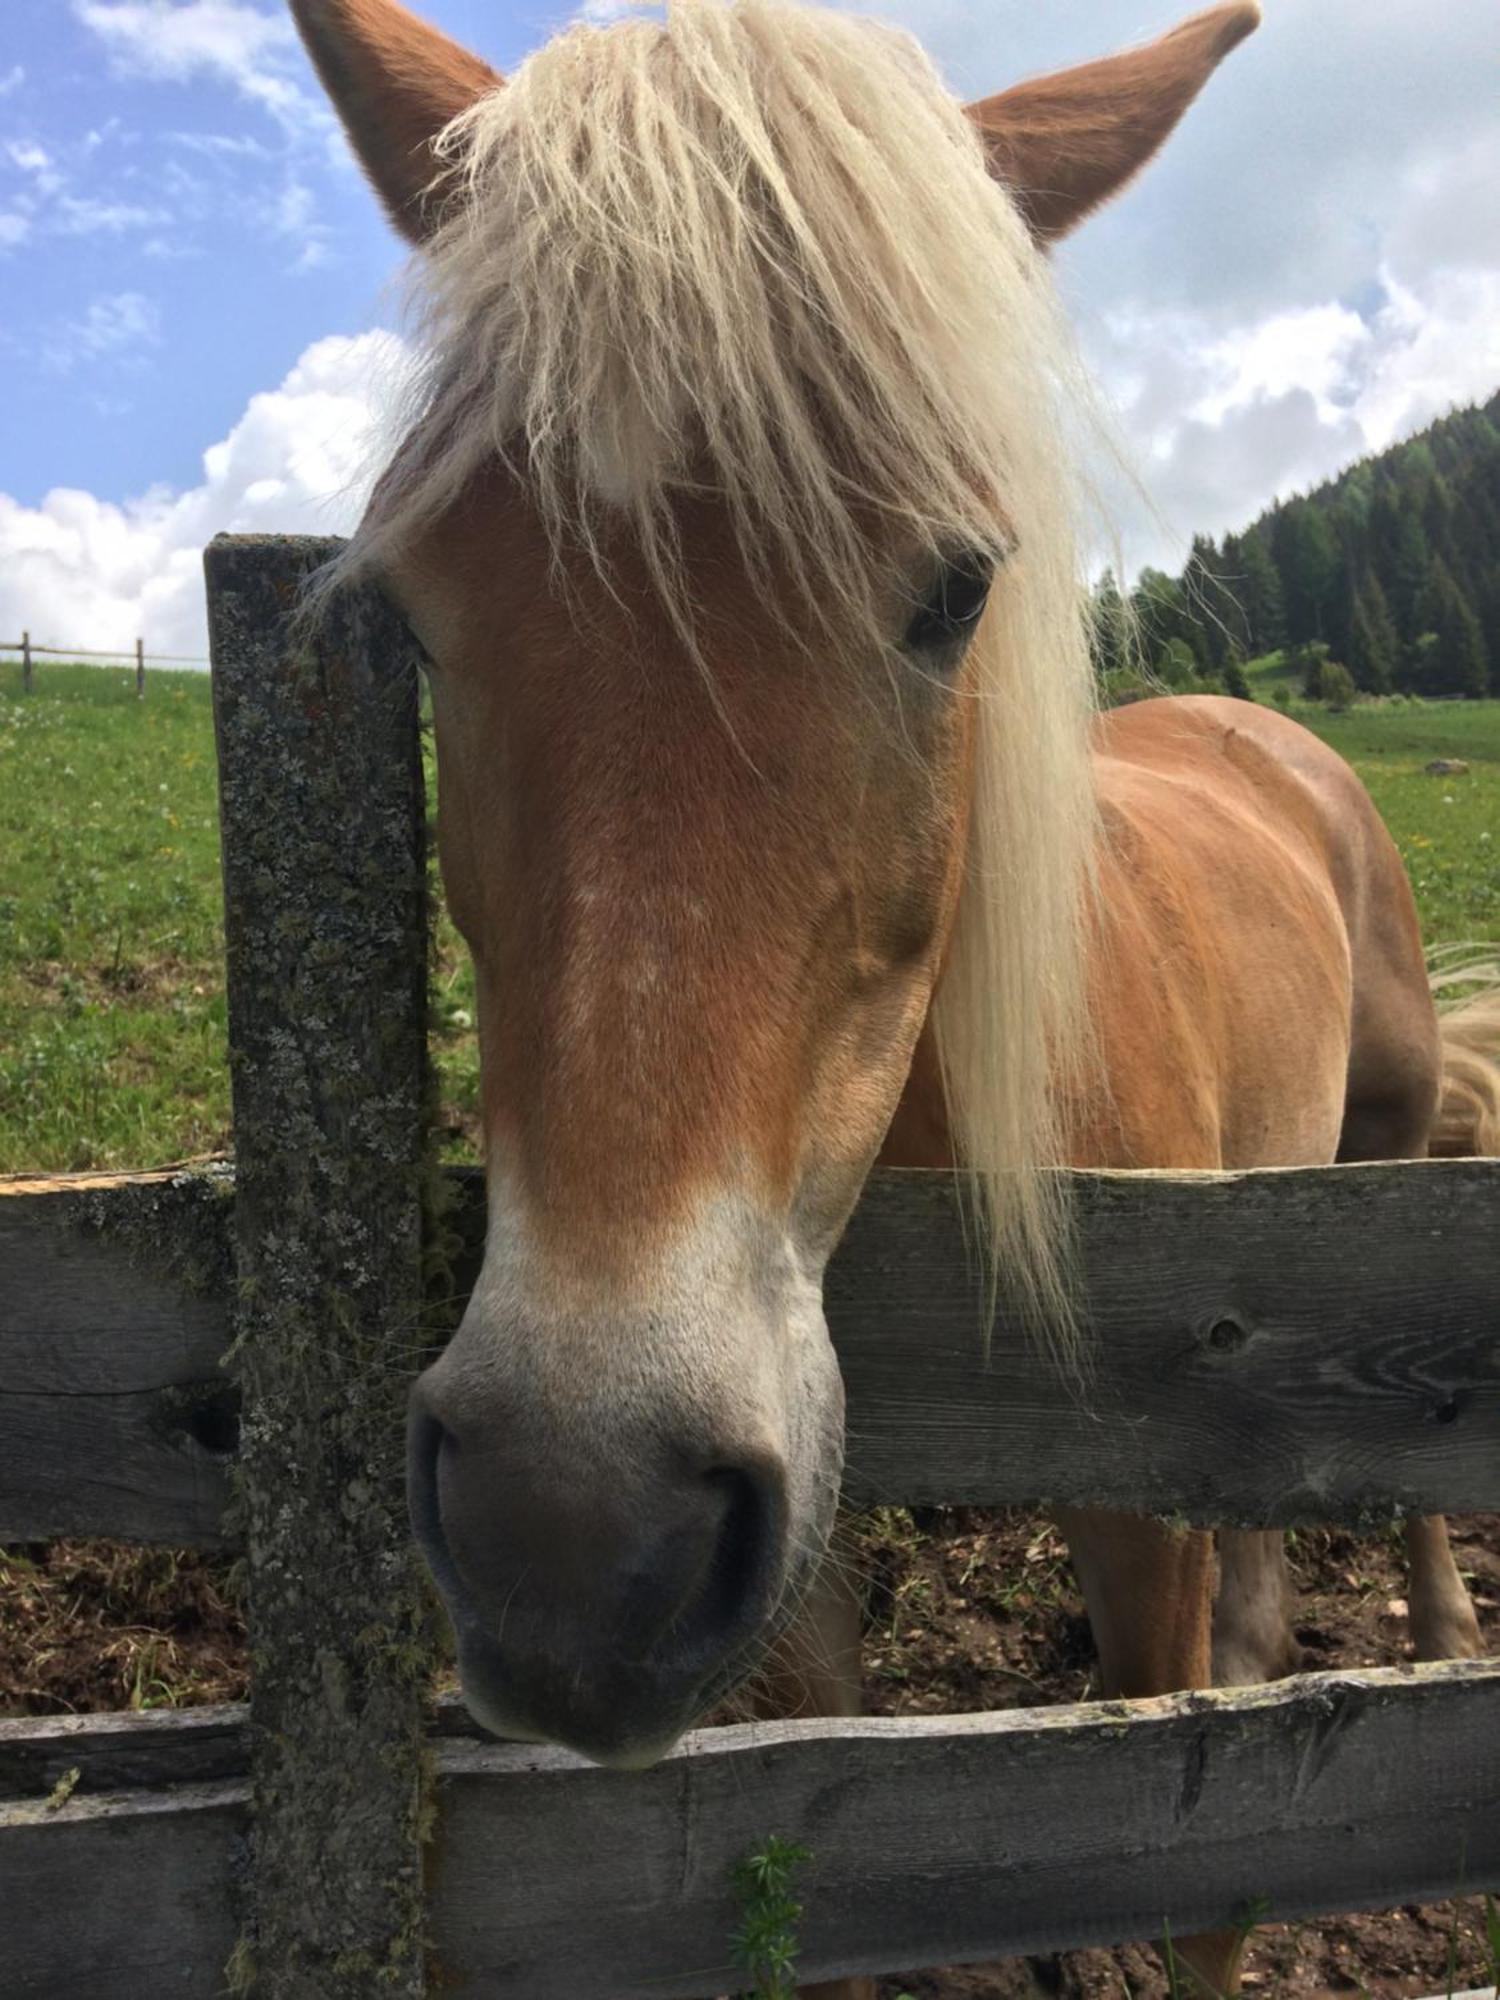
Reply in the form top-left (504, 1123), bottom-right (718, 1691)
top-left (1428, 952), bottom-right (1500, 1158)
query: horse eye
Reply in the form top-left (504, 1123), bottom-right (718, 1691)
top-left (902, 551), bottom-right (995, 656)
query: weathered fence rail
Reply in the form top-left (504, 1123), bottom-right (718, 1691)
top-left (4, 1153), bottom-right (1500, 1542)
top-left (5, 1659), bottom-right (1497, 2000)
top-left (1, 535), bottom-right (1496, 1998)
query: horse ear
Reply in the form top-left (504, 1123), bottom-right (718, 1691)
top-left (967, 3), bottom-right (1260, 245)
top-left (290, 0), bottom-right (500, 243)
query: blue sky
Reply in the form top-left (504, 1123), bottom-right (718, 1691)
top-left (2, 0), bottom-right (534, 507)
top-left (2, 0), bottom-right (1498, 656)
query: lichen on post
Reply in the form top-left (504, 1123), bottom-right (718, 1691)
top-left (206, 534), bottom-right (432, 1997)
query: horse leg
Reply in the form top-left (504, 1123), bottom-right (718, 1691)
top-left (1338, 958), bottom-right (1483, 1667)
top-left (743, 1557), bottom-right (875, 2000)
top-left (1212, 1530), bottom-right (1300, 1686)
top-left (1058, 1506), bottom-right (1246, 1997)
top-left (1404, 1516), bottom-right (1483, 1661)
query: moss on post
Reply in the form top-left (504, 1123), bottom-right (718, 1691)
top-left (206, 534), bottom-right (432, 1997)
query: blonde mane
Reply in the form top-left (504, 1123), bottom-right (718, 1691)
top-left (335, 0), bottom-right (1100, 1335)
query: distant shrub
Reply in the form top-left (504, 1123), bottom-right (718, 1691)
top-left (1272, 685), bottom-right (1291, 709)
top-left (1153, 637), bottom-right (1199, 690)
top-left (1289, 639), bottom-right (1331, 699)
top-left (1318, 660), bottom-right (1358, 711)
top-left (1222, 655), bottom-right (1254, 702)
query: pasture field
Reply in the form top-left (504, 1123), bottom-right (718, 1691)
top-left (0, 661), bottom-right (479, 1172)
top-left (1297, 701), bottom-right (1500, 944)
top-left (1, 664), bottom-right (1496, 1172)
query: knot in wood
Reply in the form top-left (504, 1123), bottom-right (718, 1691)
top-left (1204, 1313), bottom-right (1250, 1354)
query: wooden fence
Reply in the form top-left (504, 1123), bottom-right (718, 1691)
top-left (1, 533), bottom-right (1497, 1997)
top-left (3, 633), bottom-right (209, 693)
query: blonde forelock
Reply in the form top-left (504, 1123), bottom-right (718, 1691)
top-left (333, 0), bottom-right (1102, 1346)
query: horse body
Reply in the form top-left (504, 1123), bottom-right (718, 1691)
top-left (881, 695), bottom-right (1484, 1700)
top-left (288, 2), bottom-right (1498, 1990)
top-left (1082, 693), bottom-right (1434, 1178)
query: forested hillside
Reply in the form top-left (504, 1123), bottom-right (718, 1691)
top-left (1099, 389), bottom-right (1500, 699)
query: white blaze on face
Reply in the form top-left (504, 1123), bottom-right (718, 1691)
top-left (460, 1159), bottom-right (839, 1476)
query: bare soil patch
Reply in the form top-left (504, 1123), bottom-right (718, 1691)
top-left (858, 1509), bottom-right (1500, 2000)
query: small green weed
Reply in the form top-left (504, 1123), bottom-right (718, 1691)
top-left (732, 1835), bottom-right (811, 2000)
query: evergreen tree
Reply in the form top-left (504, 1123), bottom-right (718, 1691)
top-left (1325, 557), bottom-right (1357, 668)
top-left (1477, 571), bottom-right (1500, 693)
top-left (1389, 508), bottom-right (1432, 640)
top-left (1143, 389), bottom-right (1500, 703)
top-left (1422, 475), bottom-right (1461, 574)
top-left (1346, 573), bottom-right (1399, 694)
top-left (1182, 535), bottom-right (1233, 670)
top-left (1225, 530), bottom-right (1284, 654)
top-left (1271, 499), bottom-right (1339, 644)
top-left (1134, 569), bottom-right (1209, 675)
top-left (1412, 559), bottom-right (1490, 698)
top-left (1089, 570), bottom-right (1131, 689)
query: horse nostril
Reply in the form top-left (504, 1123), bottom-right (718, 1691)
top-left (663, 1461), bottom-right (784, 1674)
top-left (719, 1464), bottom-right (777, 1599)
top-left (406, 1400), bottom-right (470, 1613)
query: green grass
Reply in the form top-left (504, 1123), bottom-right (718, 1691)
top-left (0, 661), bottom-right (478, 1173)
top-left (0, 665), bottom-right (228, 1170)
top-left (1292, 701), bottom-right (1500, 942)
top-left (0, 663), bottom-right (1495, 1172)
top-left (1241, 648), bottom-right (1302, 698)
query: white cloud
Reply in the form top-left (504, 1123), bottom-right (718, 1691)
top-left (0, 332), bottom-right (410, 658)
top-left (46, 290), bottom-right (162, 372)
top-left (0, 212), bottom-right (28, 249)
top-left (69, 1), bottom-right (344, 264)
top-left (55, 194), bottom-right (169, 235)
top-left (0, 67), bottom-right (24, 99)
top-left (1083, 252), bottom-right (1500, 567)
top-left (5, 140), bottom-right (53, 176)
top-left (1355, 268), bottom-right (1500, 453)
top-left (2, 136), bottom-right (64, 204)
top-left (167, 130), bottom-right (273, 161)
top-left (75, 1), bottom-right (330, 139)
top-left (964, 0), bottom-right (1500, 571)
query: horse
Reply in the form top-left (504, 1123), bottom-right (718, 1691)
top-left (291, 2), bottom-right (1500, 1992)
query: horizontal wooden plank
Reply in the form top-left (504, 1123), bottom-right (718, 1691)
top-left (3, 1158), bottom-right (1498, 1538)
top-left (0, 1780), bottom-right (245, 2000)
top-left (0, 1703), bottom-right (249, 1801)
top-left (0, 1695), bottom-right (505, 1804)
top-left (429, 1658), bottom-right (1500, 1996)
top-left (830, 1158), bottom-right (1500, 1521)
top-left (3, 1663), bottom-right (1497, 1995)
top-left (0, 1169), bottom-right (237, 1542)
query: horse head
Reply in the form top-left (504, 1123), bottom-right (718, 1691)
top-left (292, 0), bottom-right (1256, 1765)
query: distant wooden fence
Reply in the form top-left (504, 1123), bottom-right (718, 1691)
top-left (1, 534), bottom-right (1497, 1998)
top-left (2, 633), bottom-right (208, 694)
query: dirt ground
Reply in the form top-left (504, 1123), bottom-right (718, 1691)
top-left (2, 1509), bottom-right (1497, 1998)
